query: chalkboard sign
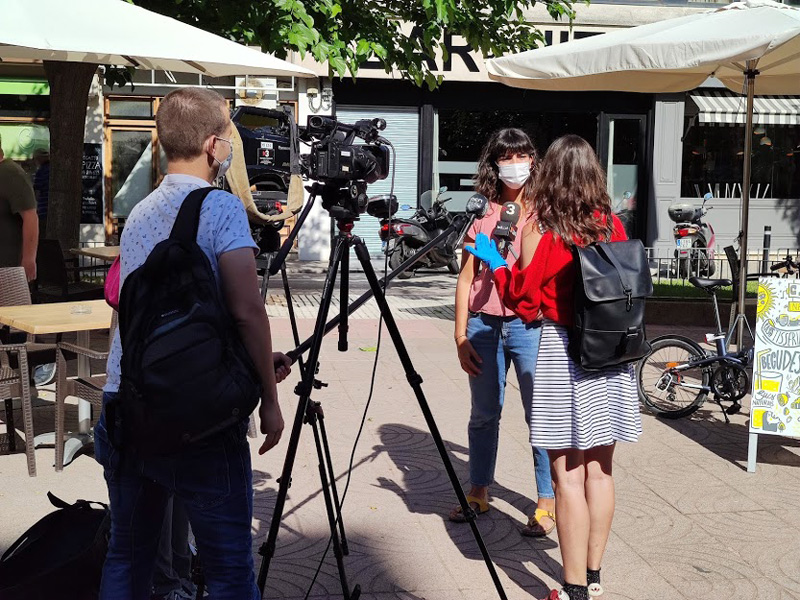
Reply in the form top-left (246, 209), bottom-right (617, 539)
top-left (748, 277), bottom-right (800, 472)
top-left (81, 143), bottom-right (103, 224)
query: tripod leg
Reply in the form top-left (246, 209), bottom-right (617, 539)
top-left (308, 405), bottom-right (358, 599)
top-left (339, 243), bottom-right (350, 352)
top-left (282, 258), bottom-right (351, 560)
top-left (258, 253), bottom-right (276, 302)
top-left (316, 405), bottom-right (349, 554)
top-left (352, 239), bottom-right (509, 600)
top-left (257, 236), bottom-right (347, 593)
top-left (281, 262), bottom-right (308, 379)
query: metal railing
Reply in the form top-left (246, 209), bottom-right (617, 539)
top-left (646, 246), bottom-right (800, 296)
top-left (75, 240), bottom-right (115, 283)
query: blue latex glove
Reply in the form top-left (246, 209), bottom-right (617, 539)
top-left (465, 233), bottom-right (507, 272)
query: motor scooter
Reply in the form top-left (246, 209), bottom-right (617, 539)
top-left (369, 187), bottom-right (461, 279)
top-left (668, 192), bottom-right (716, 278)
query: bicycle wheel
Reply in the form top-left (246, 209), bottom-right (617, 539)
top-left (637, 336), bottom-right (710, 418)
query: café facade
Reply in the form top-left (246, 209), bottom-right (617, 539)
top-left (1, 0), bottom-right (799, 259)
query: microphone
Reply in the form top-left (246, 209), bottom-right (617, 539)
top-left (454, 193), bottom-right (489, 250)
top-left (493, 202), bottom-right (520, 259)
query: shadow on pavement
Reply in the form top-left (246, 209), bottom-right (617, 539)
top-left (641, 405), bottom-right (800, 471)
top-left (375, 423), bottom-right (560, 598)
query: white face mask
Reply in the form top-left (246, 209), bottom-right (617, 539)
top-left (213, 136), bottom-right (233, 180)
top-left (498, 162), bottom-right (531, 190)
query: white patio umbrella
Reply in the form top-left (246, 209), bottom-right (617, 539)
top-left (487, 0), bottom-right (800, 336)
top-left (0, 0), bottom-right (315, 78)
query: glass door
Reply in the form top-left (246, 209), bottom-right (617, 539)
top-left (599, 114), bottom-right (647, 240)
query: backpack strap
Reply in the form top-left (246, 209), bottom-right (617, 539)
top-left (169, 187), bottom-right (217, 243)
top-left (596, 242), bottom-right (635, 311)
top-left (596, 243), bottom-right (632, 295)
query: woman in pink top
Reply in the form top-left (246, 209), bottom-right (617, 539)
top-left (450, 129), bottom-right (555, 538)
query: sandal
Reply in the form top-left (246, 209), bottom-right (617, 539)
top-left (588, 583), bottom-right (603, 597)
top-left (449, 495), bottom-right (489, 522)
top-left (521, 507), bottom-right (556, 537)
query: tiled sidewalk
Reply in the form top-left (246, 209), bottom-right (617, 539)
top-left (1, 315), bottom-right (799, 599)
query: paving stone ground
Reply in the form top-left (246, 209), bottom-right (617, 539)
top-left (2, 269), bottom-right (800, 600)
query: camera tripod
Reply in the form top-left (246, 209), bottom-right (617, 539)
top-left (256, 184), bottom-right (506, 600)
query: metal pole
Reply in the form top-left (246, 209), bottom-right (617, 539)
top-left (736, 61), bottom-right (758, 350)
top-left (761, 225), bottom-right (772, 274)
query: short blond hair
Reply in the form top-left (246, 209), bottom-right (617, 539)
top-left (156, 88), bottom-right (229, 161)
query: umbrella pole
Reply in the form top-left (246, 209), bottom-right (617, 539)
top-left (736, 62), bottom-right (758, 350)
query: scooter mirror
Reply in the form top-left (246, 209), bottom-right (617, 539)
top-left (703, 192), bottom-right (713, 203)
top-left (399, 204), bottom-right (413, 211)
top-left (439, 186), bottom-right (448, 194)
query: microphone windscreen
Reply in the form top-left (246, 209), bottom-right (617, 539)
top-left (500, 202), bottom-right (520, 225)
top-left (466, 193), bottom-right (489, 218)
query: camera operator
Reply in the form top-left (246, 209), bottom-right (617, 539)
top-left (96, 87), bottom-right (290, 600)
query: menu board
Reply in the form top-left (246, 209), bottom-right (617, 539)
top-left (750, 277), bottom-right (800, 437)
top-left (81, 143), bottom-right (103, 224)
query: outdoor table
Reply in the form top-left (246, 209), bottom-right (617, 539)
top-left (70, 245), bottom-right (120, 262)
top-left (0, 299), bottom-right (113, 466)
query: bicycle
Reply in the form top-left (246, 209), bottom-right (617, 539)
top-left (637, 275), bottom-right (754, 422)
top-left (770, 252), bottom-right (800, 278)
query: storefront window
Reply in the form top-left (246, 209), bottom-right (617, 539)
top-left (0, 121), bottom-right (50, 176)
top-left (108, 98), bottom-right (155, 119)
top-left (110, 130), bottom-right (156, 217)
top-left (436, 109), bottom-right (598, 211)
top-left (681, 119), bottom-right (800, 199)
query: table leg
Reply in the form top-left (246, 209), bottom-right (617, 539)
top-left (76, 331), bottom-right (92, 434)
top-left (35, 330), bottom-right (95, 468)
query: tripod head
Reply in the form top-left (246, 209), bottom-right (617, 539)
top-left (315, 180), bottom-right (370, 222)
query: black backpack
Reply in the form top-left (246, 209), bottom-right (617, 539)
top-left (0, 493), bottom-right (109, 600)
top-left (570, 239), bottom-right (653, 371)
top-left (112, 187), bottom-right (261, 456)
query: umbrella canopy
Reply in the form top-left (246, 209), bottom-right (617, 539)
top-left (486, 0), bottom-right (800, 344)
top-left (0, 0), bottom-right (315, 78)
top-left (487, 0), bottom-right (800, 95)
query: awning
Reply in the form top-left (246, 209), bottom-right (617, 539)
top-left (691, 91), bottom-right (800, 126)
top-left (0, 78), bottom-right (50, 96)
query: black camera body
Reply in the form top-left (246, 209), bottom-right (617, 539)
top-left (310, 142), bottom-right (389, 185)
top-left (304, 115), bottom-right (391, 219)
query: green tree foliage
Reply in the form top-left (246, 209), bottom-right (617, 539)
top-left (132, 0), bottom-right (578, 89)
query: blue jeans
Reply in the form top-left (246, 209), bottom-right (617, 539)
top-left (95, 392), bottom-right (259, 600)
top-left (467, 313), bottom-right (554, 499)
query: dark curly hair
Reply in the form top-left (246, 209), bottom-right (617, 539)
top-left (532, 135), bottom-right (614, 246)
top-left (474, 128), bottom-right (539, 208)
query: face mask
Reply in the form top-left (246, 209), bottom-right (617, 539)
top-left (213, 137), bottom-right (233, 180)
top-left (498, 162), bottom-right (531, 190)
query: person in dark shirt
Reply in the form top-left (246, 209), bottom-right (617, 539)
top-left (0, 134), bottom-right (38, 281)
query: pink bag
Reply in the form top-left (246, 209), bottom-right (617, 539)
top-left (105, 255), bottom-right (120, 311)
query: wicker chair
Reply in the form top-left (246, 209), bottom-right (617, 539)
top-left (0, 344), bottom-right (35, 476)
top-left (54, 311), bottom-right (117, 472)
top-left (0, 267), bottom-right (56, 455)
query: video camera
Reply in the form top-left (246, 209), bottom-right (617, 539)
top-left (231, 106), bottom-right (391, 221)
top-left (303, 115), bottom-right (391, 219)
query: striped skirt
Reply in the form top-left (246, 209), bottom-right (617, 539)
top-left (530, 320), bottom-right (642, 450)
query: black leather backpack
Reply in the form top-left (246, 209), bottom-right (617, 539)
top-left (570, 239), bottom-right (653, 371)
top-left (0, 493), bottom-right (109, 600)
top-left (112, 187), bottom-right (261, 456)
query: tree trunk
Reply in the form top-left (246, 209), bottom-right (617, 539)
top-left (43, 61), bottom-right (98, 254)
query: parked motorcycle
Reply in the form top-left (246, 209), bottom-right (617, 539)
top-left (668, 192), bottom-right (716, 278)
top-left (369, 187), bottom-right (461, 279)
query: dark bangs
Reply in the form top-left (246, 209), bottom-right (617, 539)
top-left (486, 128), bottom-right (535, 163)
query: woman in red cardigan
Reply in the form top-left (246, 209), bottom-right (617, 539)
top-left (467, 135), bottom-right (642, 600)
